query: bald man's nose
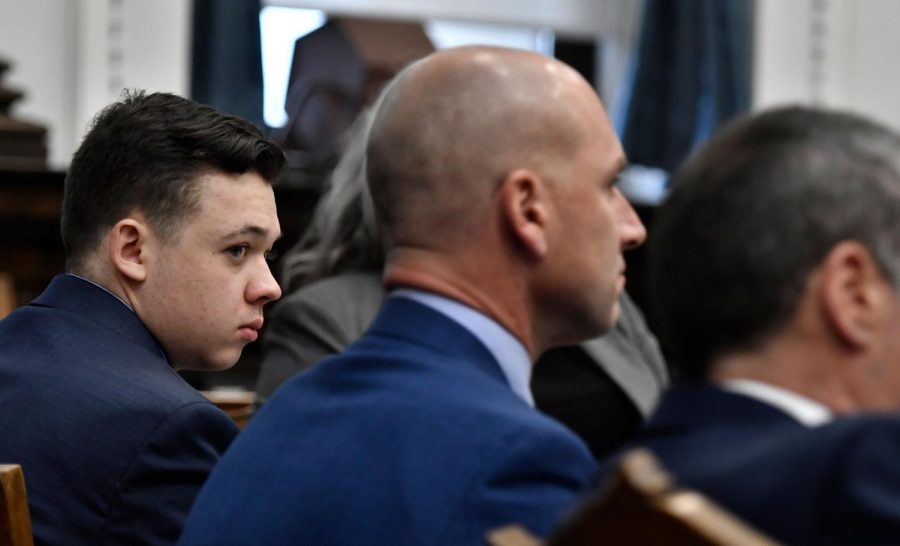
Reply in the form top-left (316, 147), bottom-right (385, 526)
top-left (615, 189), bottom-right (646, 250)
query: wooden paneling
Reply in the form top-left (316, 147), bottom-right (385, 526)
top-left (0, 169), bottom-right (65, 309)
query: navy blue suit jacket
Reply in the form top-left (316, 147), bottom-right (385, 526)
top-left (0, 275), bottom-right (238, 545)
top-left (178, 296), bottom-right (597, 546)
top-left (611, 383), bottom-right (900, 545)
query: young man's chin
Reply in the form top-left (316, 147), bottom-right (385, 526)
top-left (181, 354), bottom-right (242, 373)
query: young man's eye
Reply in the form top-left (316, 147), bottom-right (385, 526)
top-left (227, 245), bottom-right (248, 259)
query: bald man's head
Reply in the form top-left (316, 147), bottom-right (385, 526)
top-left (367, 46), bottom-right (600, 249)
top-left (366, 46), bottom-right (641, 352)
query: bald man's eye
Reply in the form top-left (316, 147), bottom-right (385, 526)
top-left (603, 176), bottom-right (621, 196)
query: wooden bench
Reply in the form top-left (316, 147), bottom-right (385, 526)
top-left (0, 273), bottom-right (14, 319)
top-left (0, 464), bottom-right (33, 546)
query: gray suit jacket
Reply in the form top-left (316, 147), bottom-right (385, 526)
top-left (581, 292), bottom-right (669, 417)
top-left (256, 271), bottom-right (668, 415)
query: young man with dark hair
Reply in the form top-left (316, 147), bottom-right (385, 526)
top-left (0, 91), bottom-right (284, 545)
top-left (613, 106), bottom-right (900, 545)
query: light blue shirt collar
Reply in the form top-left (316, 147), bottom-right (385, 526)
top-left (393, 288), bottom-right (534, 407)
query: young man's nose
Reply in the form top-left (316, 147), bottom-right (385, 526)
top-left (247, 265), bottom-right (282, 304)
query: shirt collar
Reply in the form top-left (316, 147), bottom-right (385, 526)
top-left (392, 288), bottom-right (534, 407)
top-left (720, 379), bottom-right (833, 427)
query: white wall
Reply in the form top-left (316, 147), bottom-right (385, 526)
top-left (0, 0), bottom-right (190, 169)
top-left (1, 0), bottom-right (78, 169)
top-left (841, 0), bottom-right (900, 130)
top-left (270, 0), bottom-right (627, 38)
top-left (754, 0), bottom-right (900, 131)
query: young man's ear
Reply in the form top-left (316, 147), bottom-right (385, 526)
top-left (820, 241), bottom-right (888, 350)
top-left (498, 168), bottom-right (549, 261)
top-left (108, 218), bottom-right (150, 282)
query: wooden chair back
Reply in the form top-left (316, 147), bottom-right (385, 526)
top-left (0, 274), bottom-right (14, 319)
top-left (201, 390), bottom-right (256, 429)
top-left (487, 449), bottom-right (782, 546)
top-left (0, 465), bottom-right (33, 546)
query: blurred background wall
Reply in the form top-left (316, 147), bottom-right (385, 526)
top-left (2, 0), bottom-right (900, 170)
top-left (0, 0), bottom-right (190, 169)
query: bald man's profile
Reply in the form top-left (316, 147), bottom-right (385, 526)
top-left (178, 46), bottom-right (647, 546)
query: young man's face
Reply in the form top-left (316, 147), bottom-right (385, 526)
top-left (138, 171), bottom-right (282, 370)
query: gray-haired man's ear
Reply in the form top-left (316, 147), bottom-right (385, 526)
top-left (819, 240), bottom-right (887, 351)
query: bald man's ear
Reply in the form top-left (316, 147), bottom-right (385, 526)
top-left (499, 169), bottom-right (548, 260)
top-left (108, 218), bottom-right (150, 283)
top-left (820, 241), bottom-right (887, 351)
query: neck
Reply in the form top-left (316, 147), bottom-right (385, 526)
top-left (710, 334), bottom-right (859, 414)
top-left (70, 261), bottom-right (138, 310)
top-left (383, 247), bottom-right (538, 359)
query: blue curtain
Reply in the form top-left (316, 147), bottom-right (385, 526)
top-left (619, 0), bottom-right (753, 173)
top-left (191, 0), bottom-right (265, 129)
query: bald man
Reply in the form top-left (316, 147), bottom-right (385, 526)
top-left (177, 46), bottom-right (646, 546)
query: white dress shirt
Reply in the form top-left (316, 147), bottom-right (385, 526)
top-left (721, 379), bottom-right (833, 427)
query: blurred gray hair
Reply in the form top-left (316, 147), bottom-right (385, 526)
top-left (650, 105), bottom-right (900, 379)
top-left (280, 106), bottom-right (384, 291)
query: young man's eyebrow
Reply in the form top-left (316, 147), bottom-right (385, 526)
top-left (220, 225), bottom-right (283, 240)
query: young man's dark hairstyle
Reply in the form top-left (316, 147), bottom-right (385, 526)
top-left (61, 90), bottom-right (286, 272)
top-left (649, 106), bottom-right (900, 379)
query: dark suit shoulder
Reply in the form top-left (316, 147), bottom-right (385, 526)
top-left (3, 302), bottom-right (206, 408)
top-left (621, 393), bottom-right (900, 546)
top-left (0, 299), bottom-right (232, 545)
top-left (103, 402), bottom-right (237, 545)
top-left (728, 415), bottom-right (900, 545)
top-left (307, 326), bottom-right (597, 500)
top-left (186, 311), bottom-right (595, 546)
top-left (437, 416), bottom-right (596, 543)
